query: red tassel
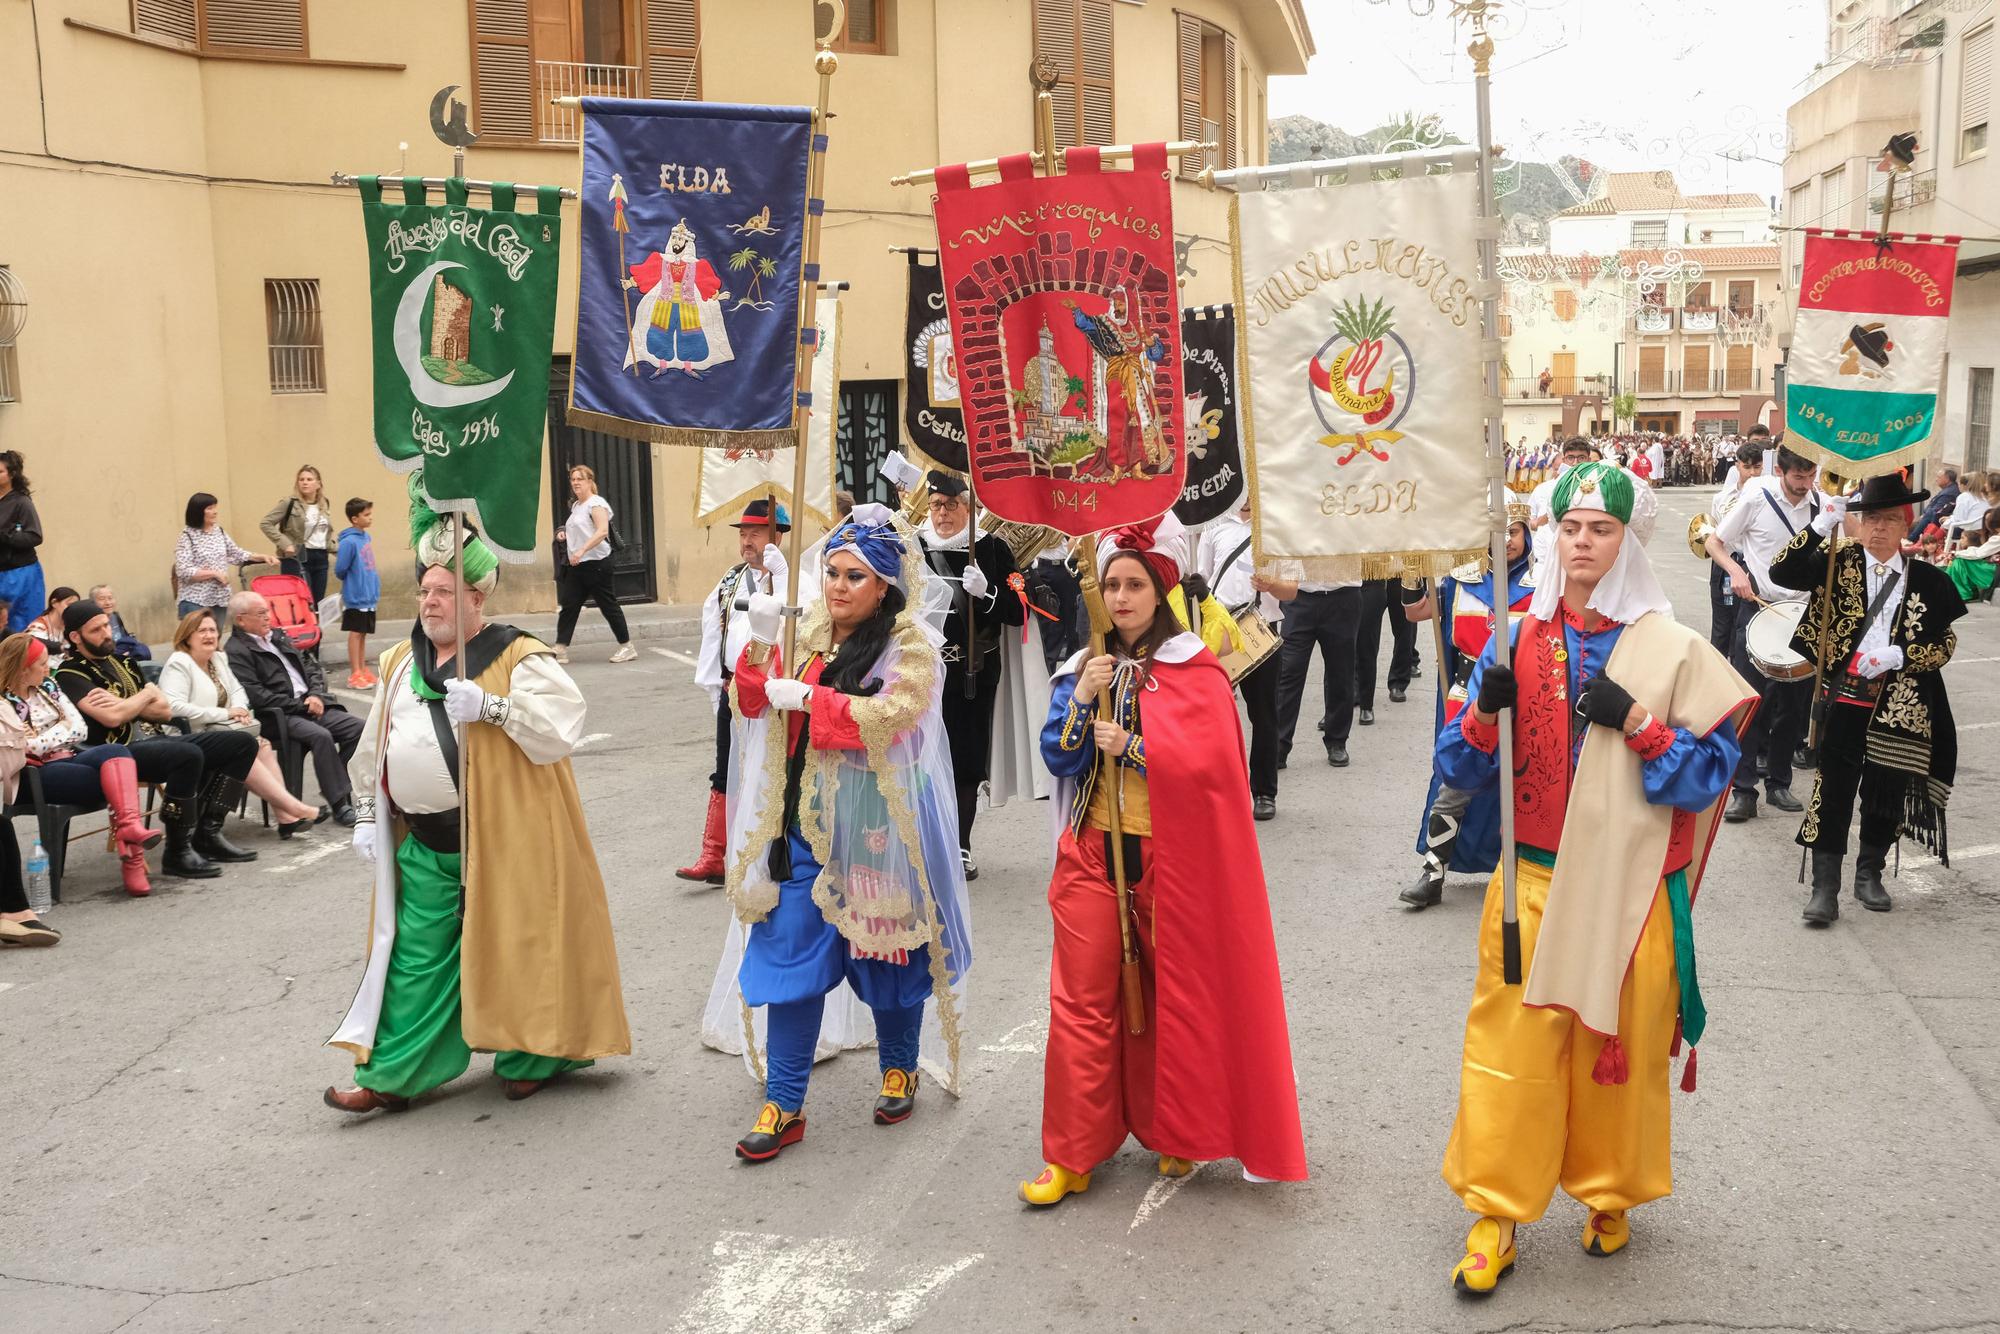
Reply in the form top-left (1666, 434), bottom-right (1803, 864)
top-left (1680, 1047), bottom-right (1699, 1093)
top-left (1669, 1015), bottom-right (1683, 1059)
top-left (1591, 1034), bottom-right (1629, 1086)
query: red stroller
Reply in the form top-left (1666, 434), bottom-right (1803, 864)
top-left (249, 572), bottom-right (322, 655)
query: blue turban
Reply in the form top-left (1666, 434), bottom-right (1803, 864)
top-left (822, 503), bottom-right (906, 587)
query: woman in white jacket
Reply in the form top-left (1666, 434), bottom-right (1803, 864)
top-left (158, 611), bottom-right (327, 836)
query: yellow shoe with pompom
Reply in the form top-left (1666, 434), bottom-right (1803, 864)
top-left (1018, 1163), bottom-right (1091, 1207)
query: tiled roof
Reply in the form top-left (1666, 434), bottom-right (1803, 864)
top-left (1499, 252), bottom-right (1605, 282)
top-left (1616, 245), bottom-right (1781, 269)
top-left (1554, 171), bottom-right (1771, 219)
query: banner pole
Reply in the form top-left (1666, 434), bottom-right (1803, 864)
top-left (780, 46), bottom-right (840, 674)
top-left (1467, 6), bottom-right (1522, 985)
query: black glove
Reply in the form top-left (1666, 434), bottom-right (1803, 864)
top-left (1399, 579), bottom-right (1430, 607)
top-left (1576, 675), bottom-right (1637, 731)
top-left (1180, 574), bottom-right (1212, 605)
top-left (1474, 663), bottom-right (1516, 714)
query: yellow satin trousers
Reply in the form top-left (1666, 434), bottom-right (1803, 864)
top-left (1441, 857), bottom-right (1681, 1223)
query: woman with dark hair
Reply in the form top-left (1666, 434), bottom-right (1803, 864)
top-left (174, 492), bottom-right (274, 626)
top-left (0, 450), bottom-right (46, 634)
top-left (705, 503), bottom-right (973, 1162)
top-left (1020, 515), bottom-right (1306, 1207)
top-left (26, 587), bottom-right (79, 658)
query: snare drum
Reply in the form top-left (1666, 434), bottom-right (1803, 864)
top-left (1217, 603), bottom-right (1280, 684)
top-left (1744, 599), bottom-right (1813, 682)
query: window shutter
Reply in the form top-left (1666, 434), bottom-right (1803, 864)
top-left (1726, 343), bottom-right (1753, 390)
top-left (134, 0), bottom-right (197, 46)
top-left (643, 0), bottom-right (701, 100)
top-left (201, 0), bottom-right (306, 54)
top-left (1963, 24), bottom-right (1993, 133)
top-left (471, 0), bottom-right (535, 140)
top-left (1221, 31), bottom-right (1238, 171)
top-left (1176, 12), bottom-right (1203, 177)
top-left (1683, 343), bottom-right (1710, 391)
top-left (1078, 1), bottom-right (1114, 147)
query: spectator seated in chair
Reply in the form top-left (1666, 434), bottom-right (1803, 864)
top-left (88, 584), bottom-right (152, 663)
top-left (224, 590), bottom-right (363, 827)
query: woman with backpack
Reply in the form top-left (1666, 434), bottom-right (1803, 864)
top-left (261, 465), bottom-right (334, 605)
top-left (554, 465), bottom-right (635, 664)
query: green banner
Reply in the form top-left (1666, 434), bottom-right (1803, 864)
top-left (359, 176), bottom-right (562, 561)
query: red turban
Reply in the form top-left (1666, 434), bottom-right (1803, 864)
top-left (1097, 521), bottom-right (1183, 590)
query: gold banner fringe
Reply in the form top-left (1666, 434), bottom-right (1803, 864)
top-left (562, 404), bottom-right (800, 451)
top-left (1262, 547), bottom-right (1490, 585)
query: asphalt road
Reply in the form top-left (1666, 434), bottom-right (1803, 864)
top-left (4, 494), bottom-right (1998, 1334)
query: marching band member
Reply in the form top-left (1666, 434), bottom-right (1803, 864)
top-left (1769, 472), bottom-right (1965, 924)
top-left (1705, 440), bottom-right (1764, 654)
top-left (719, 505), bottom-right (973, 1160)
top-left (1709, 446), bottom-right (1825, 824)
top-left (1437, 462), bottom-right (1752, 1293)
top-left (1020, 516), bottom-right (1306, 1207)
top-left (1400, 503), bottom-right (1536, 909)
top-left (680, 501), bottom-right (792, 885)
top-left (1196, 500), bottom-right (1290, 821)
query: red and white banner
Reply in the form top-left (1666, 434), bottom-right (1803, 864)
top-left (929, 145), bottom-right (1184, 537)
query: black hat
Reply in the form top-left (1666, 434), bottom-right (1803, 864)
top-left (926, 470), bottom-right (969, 500)
top-left (61, 599), bottom-right (107, 637)
top-left (731, 499), bottom-right (792, 532)
top-left (1846, 470), bottom-right (1930, 513)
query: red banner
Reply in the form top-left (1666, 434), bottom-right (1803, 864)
top-left (930, 145), bottom-right (1185, 537)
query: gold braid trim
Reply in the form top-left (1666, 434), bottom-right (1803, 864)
top-left (1905, 627), bottom-right (1955, 675)
top-left (723, 646), bottom-right (800, 925)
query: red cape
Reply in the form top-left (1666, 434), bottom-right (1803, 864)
top-left (1145, 649), bottom-right (1308, 1180)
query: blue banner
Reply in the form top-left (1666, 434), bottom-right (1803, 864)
top-left (568, 98), bottom-right (813, 447)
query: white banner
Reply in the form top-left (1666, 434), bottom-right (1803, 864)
top-left (695, 295), bottom-right (840, 528)
top-left (1232, 171), bottom-right (1489, 579)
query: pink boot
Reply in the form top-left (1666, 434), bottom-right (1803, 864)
top-left (99, 757), bottom-right (163, 855)
top-left (119, 847), bottom-right (153, 897)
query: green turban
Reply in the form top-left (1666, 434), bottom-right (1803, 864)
top-left (1550, 461), bottom-right (1635, 526)
top-left (408, 473), bottom-right (499, 594)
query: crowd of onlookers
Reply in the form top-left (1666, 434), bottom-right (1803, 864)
top-left (0, 460), bottom-right (383, 948)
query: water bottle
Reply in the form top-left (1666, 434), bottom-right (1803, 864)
top-left (26, 837), bottom-right (51, 915)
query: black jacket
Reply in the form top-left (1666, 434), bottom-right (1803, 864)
top-left (922, 532), bottom-right (1024, 667)
top-left (225, 626), bottom-right (336, 717)
top-left (0, 491), bottom-right (43, 571)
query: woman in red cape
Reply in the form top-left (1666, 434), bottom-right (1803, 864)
top-left (1019, 516), bottom-right (1307, 1206)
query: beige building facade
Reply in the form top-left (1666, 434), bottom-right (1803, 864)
top-left (0, 0), bottom-right (1310, 639)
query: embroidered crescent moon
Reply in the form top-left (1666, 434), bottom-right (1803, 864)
top-left (394, 260), bottom-right (514, 408)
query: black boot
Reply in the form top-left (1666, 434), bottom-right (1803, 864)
top-left (193, 778), bottom-right (258, 864)
top-left (1402, 810), bottom-right (1457, 909)
top-left (1853, 843), bottom-right (1893, 912)
top-left (161, 799), bottom-right (221, 880)
top-left (734, 1102), bottom-right (805, 1162)
top-left (1724, 788), bottom-right (1758, 823)
top-left (1803, 849), bottom-right (1842, 926)
top-left (873, 1068), bottom-right (919, 1125)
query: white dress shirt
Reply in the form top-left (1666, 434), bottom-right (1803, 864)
top-left (1271, 558), bottom-right (1359, 594)
top-left (1714, 476), bottom-right (1821, 603)
top-left (1197, 514), bottom-right (1278, 620)
top-left (694, 563), bottom-right (774, 707)
top-left (1859, 551), bottom-right (1907, 657)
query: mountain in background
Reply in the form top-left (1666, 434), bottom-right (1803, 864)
top-left (1266, 113), bottom-right (1597, 245)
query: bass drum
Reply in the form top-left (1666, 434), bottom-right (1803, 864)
top-left (1745, 599), bottom-right (1813, 682)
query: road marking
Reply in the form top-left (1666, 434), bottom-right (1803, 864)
top-left (651, 646), bottom-right (699, 666)
top-left (1131, 1161), bottom-right (1206, 1232)
top-left (1903, 843), bottom-right (2000, 870)
top-left (674, 1232), bottom-right (980, 1334)
top-left (575, 732), bottom-right (613, 749)
top-left (978, 1013), bottom-right (1048, 1054)
top-left (1958, 721), bottom-right (2000, 732)
top-left (0, 982), bottom-right (14, 996)
top-left (265, 840), bottom-right (348, 874)
top-left (1952, 656), bottom-right (2000, 665)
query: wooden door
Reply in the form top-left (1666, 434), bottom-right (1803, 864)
top-left (1638, 345), bottom-right (1665, 393)
top-left (1551, 351), bottom-right (1577, 396)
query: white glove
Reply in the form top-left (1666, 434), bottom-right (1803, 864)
top-left (764, 677), bottom-right (813, 712)
top-left (747, 591), bottom-right (784, 645)
top-left (443, 677), bottom-right (489, 724)
top-left (761, 542), bottom-right (789, 583)
top-left (881, 450), bottom-right (924, 491)
top-left (1812, 495), bottom-right (1848, 538)
top-left (1855, 645), bottom-right (1904, 679)
top-left (961, 561), bottom-right (991, 600)
top-left (352, 822), bottom-right (376, 865)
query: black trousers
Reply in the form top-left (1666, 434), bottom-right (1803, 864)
top-left (1238, 629), bottom-right (1281, 798)
top-left (127, 730), bottom-right (258, 802)
top-left (0, 818), bottom-right (23, 914)
top-left (1707, 561), bottom-right (1739, 656)
top-left (281, 549), bottom-right (330, 605)
top-left (1277, 586), bottom-right (1361, 754)
top-left (1729, 621), bottom-right (1808, 793)
top-left (1801, 700), bottom-right (1899, 855)
top-left (556, 558), bottom-right (631, 646)
top-left (709, 690), bottom-right (734, 794)
top-left (287, 707), bottom-right (366, 805)
top-left (942, 652), bottom-right (1001, 851)
top-left (1355, 578), bottom-right (1418, 708)
top-left (1032, 559), bottom-right (1083, 671)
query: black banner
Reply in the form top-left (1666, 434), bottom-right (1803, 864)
top-left (1174, 304), bottom-right (1245, 526)
top-left (901, 252), bottom-right (969, 472)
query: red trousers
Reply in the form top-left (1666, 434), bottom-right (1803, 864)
top-left (1043, 828), bottom-right (1160, 1174)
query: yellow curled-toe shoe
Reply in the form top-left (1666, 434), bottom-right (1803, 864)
top-left (1452, 1217), bottom-right (1517, 1296)
top-left (1019, 1163), bottom-right (1092, 1207)
top-left (1157, 1155), bottom-right (1197, 1178)
top-left (1582, 1208), bottom-right (1630, 1257)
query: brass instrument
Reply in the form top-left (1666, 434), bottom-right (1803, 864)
top-left (1688, 486), bottom-right (1743, 561)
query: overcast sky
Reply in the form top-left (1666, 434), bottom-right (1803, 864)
top-left (1271, 0), bottom-right (1828, 205)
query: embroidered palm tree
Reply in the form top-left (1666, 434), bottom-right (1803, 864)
top-left (728, 247), bottom-right (781, 310)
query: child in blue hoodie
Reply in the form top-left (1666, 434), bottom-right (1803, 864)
top-left (335, 497), bottom-right (381, 688)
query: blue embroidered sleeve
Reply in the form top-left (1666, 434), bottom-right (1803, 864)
top-left (1041, 674), bottom-right (1097, 779)
top-left (1434, 637), bottom-right (1501, 791)
top-left (1122, 733), bottom-right (1147, 775)
top-left (1641, 716), bottom-right (1741, 811)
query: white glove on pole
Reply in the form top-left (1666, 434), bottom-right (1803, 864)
top-left (1856, 645), bottom-right (1904, 679)
top-left (961, 560), bottom-right (991, 600)
top-left (882, 450), bottom-right (924, 492)
top-left (1812, 495), bottom-right (1848, 538)
top-left (747, 591), bottom-right (785, 645)
top-left (352, 822), bottom-right (376, 864)
top-left (764, 677), bottom-right (813, 712)
top-left (443, 678), bottom-right (488, 724)
top-left (762, 542), bottom-right (789, 585)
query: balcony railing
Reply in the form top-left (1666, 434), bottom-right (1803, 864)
top-left (1869, 169), bottom-right (1938, 215)
top-left (1682, 307), bottom-right (1719, 333)
top-left (1503, 373), bottom-right (1613, 400)
top-left (1634, 369), bottom-right (1765, 396)
top-left (1634, 305), bottom-right (1674, 333)
top-left (535, 61), bottom-right (642, 144)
